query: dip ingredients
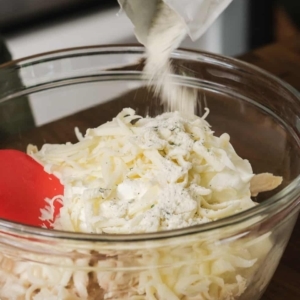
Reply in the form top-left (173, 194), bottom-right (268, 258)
top-left (0, 108), bottom-right (282, 300)
top-left (28, 108), bottom-right (274, 233)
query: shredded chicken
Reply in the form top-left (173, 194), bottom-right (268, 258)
top-left (250, 173), bottom-right (283, 197)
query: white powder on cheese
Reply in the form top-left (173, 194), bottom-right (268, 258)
top-left (28, 108), bottom-right (256, 234)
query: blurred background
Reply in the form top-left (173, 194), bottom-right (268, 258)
top-left (0, 0), bottom-right (299, 129)
top-left (0, 0), bottom-right (299, 60)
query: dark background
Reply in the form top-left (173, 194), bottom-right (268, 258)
top-left (0, 0), bottom-right (115, 33)
top-left (0, 0), bottom-right (299, 53)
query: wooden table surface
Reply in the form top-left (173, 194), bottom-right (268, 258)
top-left (239, 40), bottom-right (300, 300)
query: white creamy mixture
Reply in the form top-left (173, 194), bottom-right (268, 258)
top-left (28, 108), bottom-right (257, 234)
top-left (0, 109), bottom-right (280, 300)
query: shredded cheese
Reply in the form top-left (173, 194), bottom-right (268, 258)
top-left (0, 109), bottom-right (281, 300)
top-left (29, 108), bottom-right (256, 234)
top-left (0, 232), bottom-right (275, 300)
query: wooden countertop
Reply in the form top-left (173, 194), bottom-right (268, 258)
top-left (239, 41), bottom-right (300, 300)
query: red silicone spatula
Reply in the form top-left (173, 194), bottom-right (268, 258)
top-left (0, 149), bottom-right (63, 227)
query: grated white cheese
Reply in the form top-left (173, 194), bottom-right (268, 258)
top-left (28, 108), bottom-right (256, 234)
top-left (0, 231), bottom-right (275, 300)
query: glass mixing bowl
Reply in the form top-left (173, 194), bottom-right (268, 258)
top-left (0, 46), bottom-right (300, 300)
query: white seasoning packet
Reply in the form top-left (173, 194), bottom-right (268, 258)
top-left (117, 0), bottom-right (158, 46)
top-left (118, 0), bottom-right (233, 44)
top-left (165, 0), bottom-right (234, 41)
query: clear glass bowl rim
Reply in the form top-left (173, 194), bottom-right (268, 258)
top-left (0, 44), bottom-right (300, 242)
